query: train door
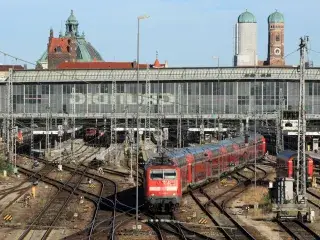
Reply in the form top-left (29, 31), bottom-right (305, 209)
top-left (231, 144), bottom-right (240, 167)
top-left (204, 149), bottom-right (213, 178)
top-left (194, 150), bottom-right (206, 183)
top-left (226, 145), bottom-right (234, 171)
top-left (211, 148), bottom-right (219, 177)
top-left (178, 156), bottom-right (188, 189)
top-left (186, 154), bottom-right (195, 184)
top-left (219, 146), bottom-right (228, 173)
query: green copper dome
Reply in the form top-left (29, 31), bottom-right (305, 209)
top-left (238, 10), bottom-right (256, 23)
top-left (37, 10), bottom-right (103, 68)
top-left (67, 10), bottom-right (78, 24)
top-left (268, 11), bottom-right (284, 23)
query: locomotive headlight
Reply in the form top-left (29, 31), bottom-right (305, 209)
top-left (173, 193), bottom-right (176, 196)
top-left (151, 194), bottom-right (155, 196)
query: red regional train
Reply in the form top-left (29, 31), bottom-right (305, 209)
top-left (84, 127), bottom-right (107, 144)
top-left (144, 133), bottom-right (266, 212)
top-left (276, 150), bottom-right (314, 187)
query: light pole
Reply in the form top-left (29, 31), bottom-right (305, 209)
top-left (136, 14), bottom-right (149, 229)
top-left (213, 56), bottom-right (221, 186)
top-left (249, 49), bottom-right (257, 190)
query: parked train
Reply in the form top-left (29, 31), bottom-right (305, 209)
top-left (276, 150), bottom-right (314, 186)
top-left (84, 127), bottom-right (109, 146)
top-left (144, 133), bottom-right (267, 212)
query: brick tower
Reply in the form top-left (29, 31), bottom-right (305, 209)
top-left (267, 10), bottom-right (285, 66)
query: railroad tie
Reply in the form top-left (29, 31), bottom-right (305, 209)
top-left (3, 214), bottom-right (12, 222)
top-left (198, 218), bottom-right (207, 224)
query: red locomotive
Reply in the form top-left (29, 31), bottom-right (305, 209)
top-left (276, 150), bottom-right (314, 186)
top-left (84, 127), bottom-right (106, 144)
top-left (144, 133), bottom-right (266, 212)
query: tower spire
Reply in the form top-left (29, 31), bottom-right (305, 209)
top-left (65, 9), bottom-right (79, 37)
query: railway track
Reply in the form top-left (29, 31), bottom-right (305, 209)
top-left (189, 166), bottom-right (268, 240)
top-left (15, 161), bottom-right (123, 240)
top-left (21, 149), bottom-right (127, 239)
top-left (17, 165), bottom-right (89, 240)
top-left (276, 219), bottom-right (319, 240)
top-left (0, 141), bottom-right (91, 199)
top-left (142, 213), bottom-right (214, 240)
top-left (307, 189), bottom-right (320, 209)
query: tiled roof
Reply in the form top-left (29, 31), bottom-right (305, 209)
top-left (57, 61), bottom-right (151, 69)
top-left (48, 38), bottom-right (72, 53)
top-left (0, 65), bottom-right (24, 71)
top-left (153, 58), bottom-right (165, 68)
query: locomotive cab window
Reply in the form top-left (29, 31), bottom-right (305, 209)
top-left (150, 169), bottom-right (176, 179)
top-left (150, 170), bottom-right (163, 179)
top-left (164, 170), bottom-right (176, 179)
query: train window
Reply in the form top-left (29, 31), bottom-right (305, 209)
top-left (150, 170), bottom-right (163, 179)
top-left (150, 169), bottom-right (176, 179)
top-left (164, 170), bottom-right (176, 179)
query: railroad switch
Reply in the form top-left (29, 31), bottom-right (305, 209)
top-left (3, 214), bottom-right (12, 222)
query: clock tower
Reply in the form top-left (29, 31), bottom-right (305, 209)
top-left (267, 10), bottom-right (285, 66)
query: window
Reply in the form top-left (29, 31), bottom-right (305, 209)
top-left (42, 85), bottom-right (50, 94)
top-left (150, 170), bottom-right (163, 179)
top-left (238, 96), bottom-right (249, 105)
top-left (150, 169), bottom-right (176, 179)
top-left (164, 170), bottom-right (176, 179)
top-left (276, 35), bottom-right (280, 41)
top-left (117, 84), bottom-right (124, 93)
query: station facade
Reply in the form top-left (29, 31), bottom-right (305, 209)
top-left (1, 67), bottom-right (320, 120)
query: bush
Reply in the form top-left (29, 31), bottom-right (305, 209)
top-left (0, 154), bottom-right (14, 175)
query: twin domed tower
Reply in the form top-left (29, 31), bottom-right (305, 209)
top-left (234, 10), bottom-right (285, 67)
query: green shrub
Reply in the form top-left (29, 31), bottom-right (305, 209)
top-left (0, 154), bottom-right (14, 175)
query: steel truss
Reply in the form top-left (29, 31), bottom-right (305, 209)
top-left (8, 67), bottom-right (320, 83)
top-left (296, 37), bottom-right (308, 205)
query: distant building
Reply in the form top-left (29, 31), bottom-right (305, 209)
top-left (37, 10), bottom-right (167, 70)
top-left (37, 10), bottom-right (103, 70)
top-left (267, 10), bottom-right (285, 66)
top-left (0, 65), bottom-right (24, 81)
top-left (57, 53), bottom-right (168, 69)
top-left (234, 10), bottom-right (258, 67)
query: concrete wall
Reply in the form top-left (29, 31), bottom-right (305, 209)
top-left (235, 23), bottom-right (258, 66)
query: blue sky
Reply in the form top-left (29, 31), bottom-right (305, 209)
top-left (2, 0), bottom-right (320, 67)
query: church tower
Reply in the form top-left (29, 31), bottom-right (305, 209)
top-left (267, 10), bottom-right (285, 66)
top-left (65, 10), bottom-right (79, 37)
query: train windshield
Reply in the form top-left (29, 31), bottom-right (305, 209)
top-left (150, 169), bottom-right (176, 180)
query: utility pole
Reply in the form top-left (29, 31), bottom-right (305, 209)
top-left (145, 66), bottom-right (151, 141)
top-left (276, 88), bottom-right (284, 154)
top-left (296, 36), bottom-right (308, 205)
top-left (111, 80), bottom-right (117, 166)
top-left (6, 68), bottom-right (13, 164)
top-left (45, 106), bottom-right (51, 158)
top-left (157, 111), bottom-right (163, 153)
top-left (136, 14), bottom-right (150, 229)
top-left (177, 82), bottom-right (182, 148)
top-left (71, 87), bottom-right (75, 159)
top-left (200, 116), bottom-right (204, 144)
top-left (30, 117), bottom-right (34, 163)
